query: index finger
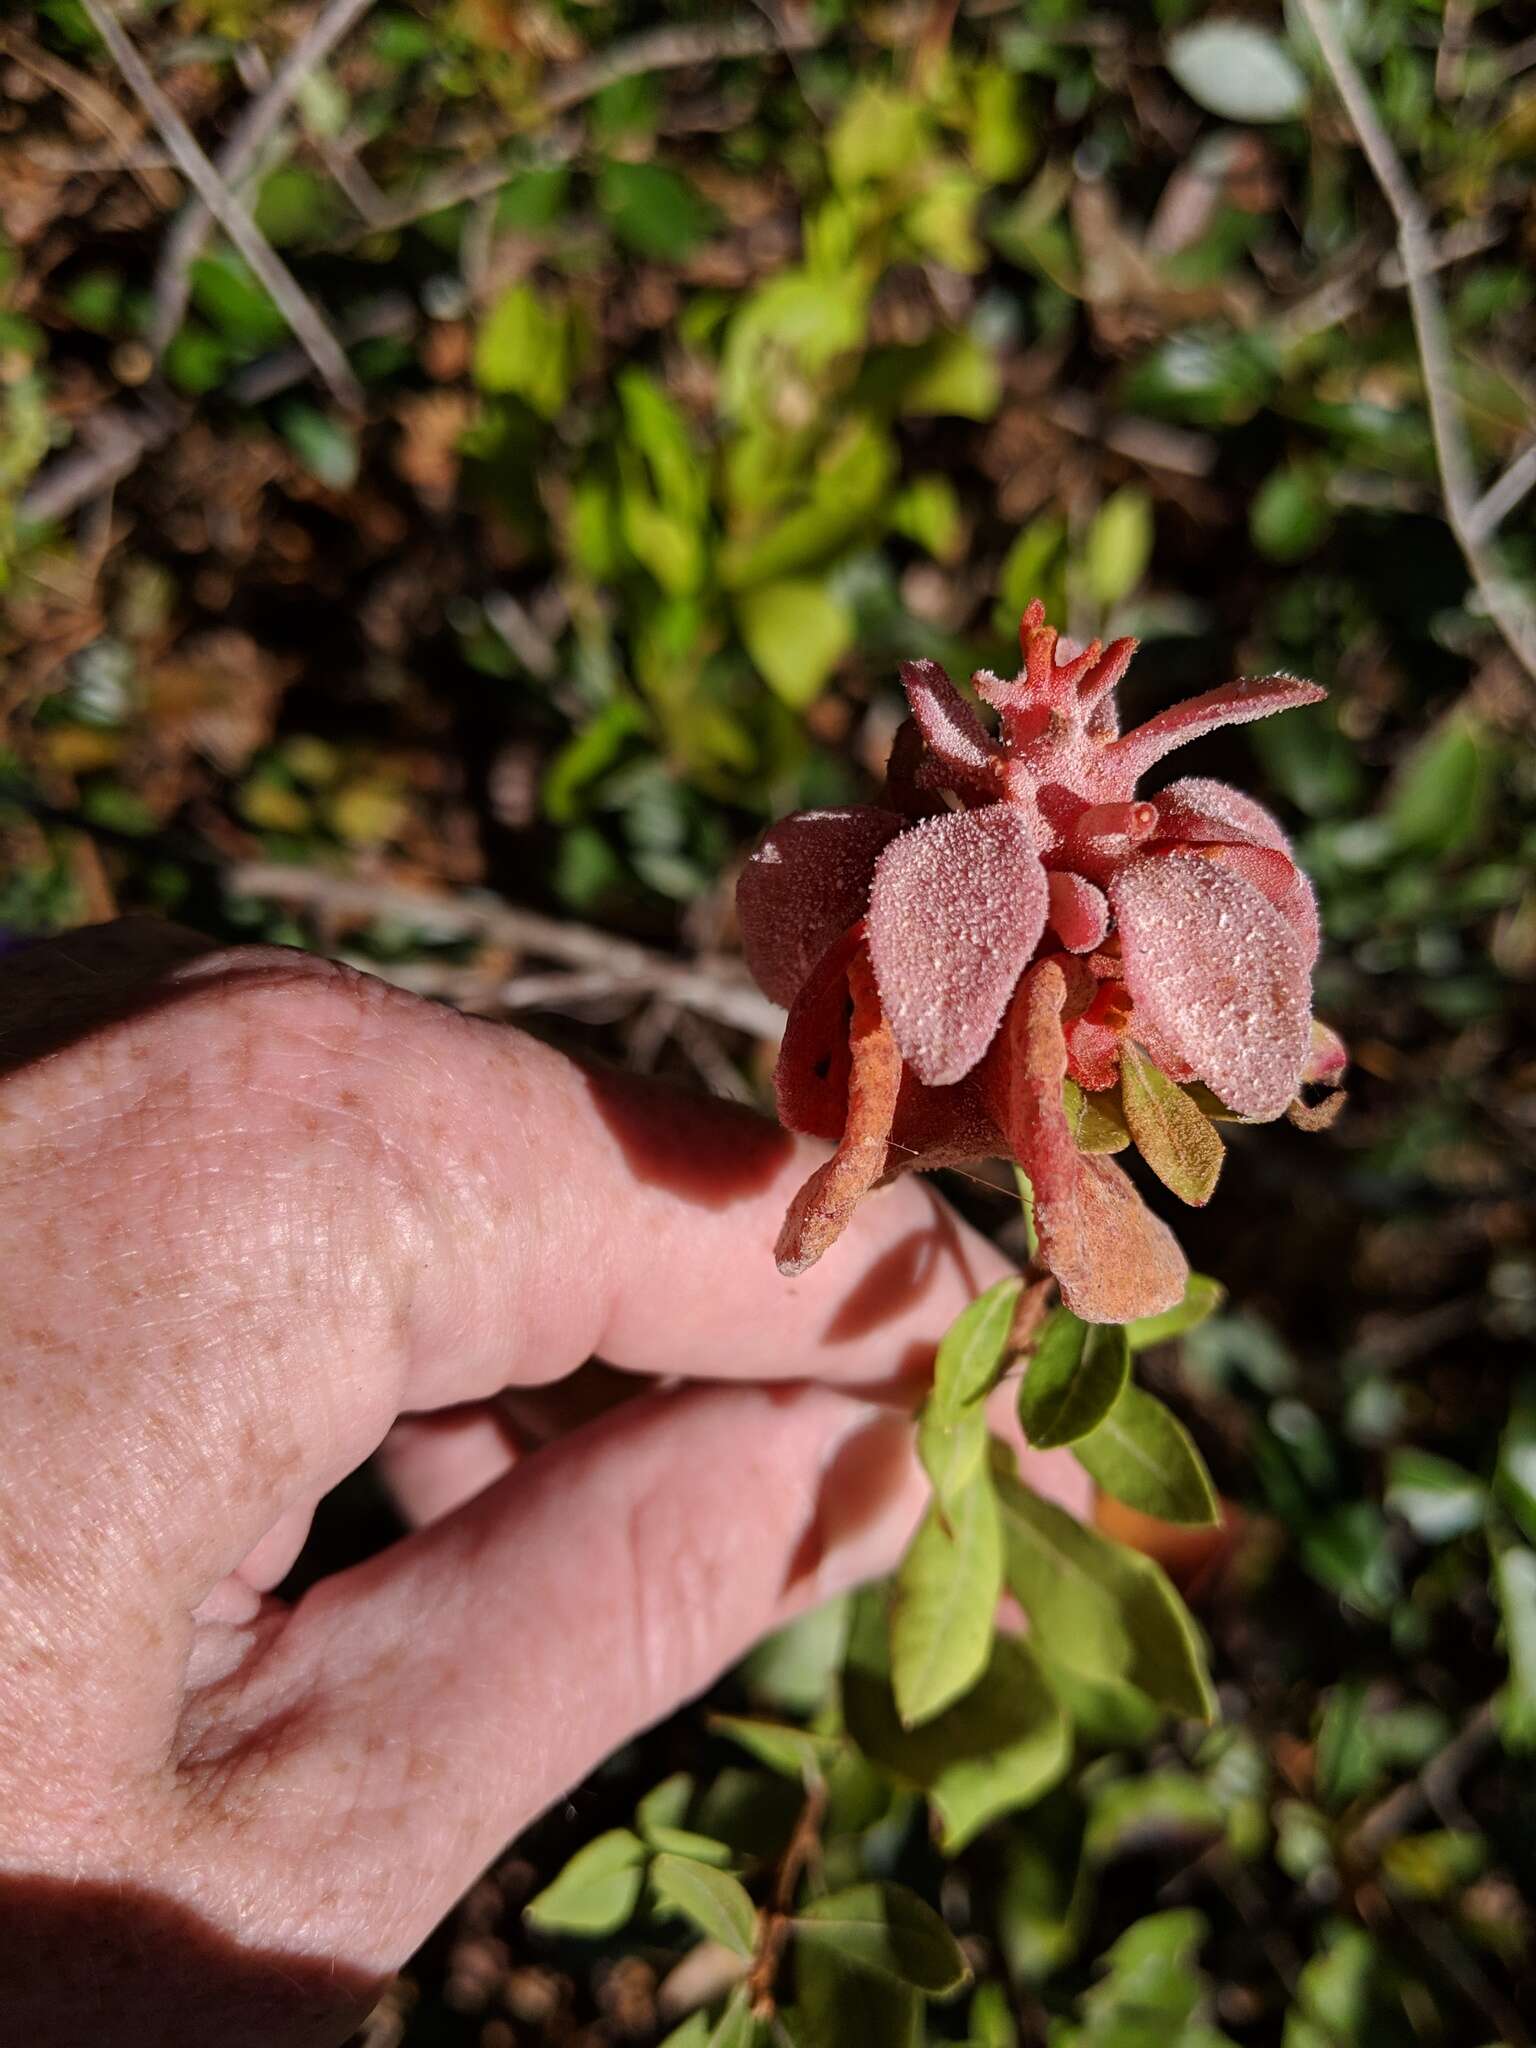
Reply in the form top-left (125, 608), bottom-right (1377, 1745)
top-left (3, 934), bottom-right (1010, 1595)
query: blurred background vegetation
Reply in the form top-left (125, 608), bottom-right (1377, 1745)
top-left (2, 0), bottom-right (1535, 2042)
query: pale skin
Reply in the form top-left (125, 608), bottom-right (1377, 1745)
top-left (0, 922), bottom-right (1088, 2045)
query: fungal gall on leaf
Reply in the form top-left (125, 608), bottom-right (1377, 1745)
top-left (737, 600), bottom-right (1344, 1320)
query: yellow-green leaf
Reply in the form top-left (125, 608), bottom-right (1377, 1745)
top-left (736, 579), bottom-right (854, 709)
top-left (1073, 1386), bottom-right (1220, 1527)
top-left (524, 1828), bottom-right (647, 1935)
top-left (795, 1883), bottom-right (970, 1996)
top-left (1017, 1310), bottom-right (1130, 1450)
top-left (651, 1853), bottom-right (758, 1959)
top-left (890, 1467), bottom-right (1003, 1728)
top-left (1120, 1040), bottom-right (1224, 1205)
top-left (1064, 1077), bottom-right (1131, 1154)
top-left (1126, 1273), bottom-right (1225, 1351)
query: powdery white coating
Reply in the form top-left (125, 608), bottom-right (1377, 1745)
top-left (1153, 776), bottom-right (1293, 854)
top-left (1046, 871), bottom-right (1110, 953)
top-left (737, 807), bottom-right (903, 1007)
top-left (868, 804), bottom-right (1048, 1087)
top-left (1112, 850), bottom-right (1311, 1120)
top-left (1110, 675), bottom-right (1327, 783)
top-left (899, 659), bottom-right (1001, 795)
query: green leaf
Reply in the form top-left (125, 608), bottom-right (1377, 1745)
top-left (828, 83), bottom-right (929, 188)
top-left (1085, 487), bottom-right (1154, 612)
top-left (597, 161), bottom-right (717, 260)
top-left (1496, 1381), bottom-right (1536, 1544)
top-left (1384, 1449), bottom-right (1488, 1543)
top-left (651, 1853), bottom-right (758, 1959)
top-left (474, 283), bottom-right (569, 415)
top-left (637, 1772), bottom-right (694, 1838)
top-left (917, 1275), bottom-right (1022, 1508)
top-left (277, 403), bottom-right (359, 491)
top-left (793, 1937), bottom-right (923, 2048)
top-left (1063, 1078), bottom-right (1130, 1154)
top-left (1084, 1773), bottom-right (1223, 1863)
top-left (736, 580), bottom-right (854, 710)
top-left (741, 1596), bottom-right (850, 1715)
top-left (1250, 462), bottom-right (1333, 562)
top-left (996, 1461), bottom-right (1216, 1720)
top-left (1074, 1386), bottom-right (1220, 1526)
top-left (523, 1828), bottom-right (647, 1935)
top-left (1017, 1311), bottom-right (1130, 1450)
top-left (795, 1884), bottom-right (969, 1996)
top-left (1120, 1042), bottom-right (1224, 1206)
top-left (710, 1715), bottom-right (843, 1780)
top-left (888, 474), bottom-right (963, 562)
top-left (718, 417), bottom-right (894, 587)
top-left (844, 1605), bottom-right (1070, 1850)
top-left (890, 1467), bottom-right (1003, 1727)
top-left (1126, 1274), bottom-right (1225, 1352)
top-left (895, 331), bottom-right (1001, 420)
top-left (1494, 1545), bottom-right (1536, 1752)
top-left (1166, 21), bottom-right (1308, 123)
top-left (1386, 715), bottom-right (1491, 858)
top-left (705, 1986), bottom-right (763, 2048)
top-left (967, 1980), bottom-right (1021, 2047)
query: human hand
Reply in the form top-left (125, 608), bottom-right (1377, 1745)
top-left (0, 923), bottom-right (1086, 2045)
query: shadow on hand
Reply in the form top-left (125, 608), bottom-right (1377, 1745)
top-left (0, 918), bottom-right (223, 1077)
top-left (578, 1053), bottom-right (793, 1207)
top-left (820, 1183), bottom-right (987, 1358)
top-left (0, 1873), bottom-right (382, 2048)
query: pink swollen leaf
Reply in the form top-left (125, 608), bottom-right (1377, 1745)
top-left (738, 807), bottom-right (905, 1007)
top-left (1111, 850), bottom-right (1313, 1121)
top-left (1152, 777), bottom-right (1317, 964)
top-left (1109, 675), bottom-right (1326, 783)
top-left (899, 659), bottom-right (1003, 800)
top-left (981, 962), bottom-right (1188, 1323)
top-left (1046, 871), bottom-right (1110, 952)
top-left (867, 804), bottom-right (1049, 1087)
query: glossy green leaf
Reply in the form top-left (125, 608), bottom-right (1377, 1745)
top-left (1126, 1274), bottom-right (1225, 1352)
top-left (1017, 1310), bottom-right (1129, 1450)
top-left (1085, 487), bottom-right (1153, 611)
top-left (996, 1460), bottom-right (1215, 1719)
top-left (1494, 1544), bottom-right (1536, 1752)
top-left (707, 1985), bottom-right (763, 2048)
top-left (1120, 1041), bottom-right (1224, 1206)
top-left (792, 1937), bottom-right (923, 2048)
top-left (523, 1827), bottom-right (647, 1935)
top-left (736, 580), bottom-right (854, 709)
top-left (474, 283), bottom-right (569, 415)
top-left (918, 1275), bottom-right (1022, 1508)
top-left (795, 1883), bottom-right (969, 1995)
top-left (1385, 1448), bottom-right (1487, 1543)
top-left (1084, 1773), bottom-right (1223, 1864)
top-left (597, 161), bottom-right (717, 260)
top-left (709, 1716), bottom-right (843, 1780)
top-left (277, 403), bottom-right (358, 492)
top-left (1074, 1386), bottom-right (1220, 1526)
top-left (890, 1467), bottom-right (1003, 1727)
top-left (1167, 21), bottom-right (1308, 122)
top-left (652, 1853), bottom-right (758, 1959)
top-left (844, 1603), bottom-right (1071, 1850)
top-left (1496, 1381), bottom-right (1536, 1544)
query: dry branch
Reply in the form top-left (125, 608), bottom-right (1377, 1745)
top-left (1293, 0), bottom-right (1536, 680)
top-left (227, 862), bottom-right (785, 1041)
top-left (147, 0), bottom-right (379, 353)
top-left (78, 0), bottom-right (363, 410)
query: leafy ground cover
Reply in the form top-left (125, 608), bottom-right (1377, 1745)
top-left (2, 1), bottom-right (1535, 2042)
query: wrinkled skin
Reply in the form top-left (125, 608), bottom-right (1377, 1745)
top-left (0, 923), bottom-right (1087, 2046)
top-left (739, 602), bottom-right (1338, 1317)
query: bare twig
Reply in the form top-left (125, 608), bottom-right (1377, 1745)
top-left (79, 0), bottom-right (363, 410)
top-left (1292, 0), bottom-right (1536, 680)
top-left (19, 298), bottom-right (410, 527)
top-left (0, 25), bottom-right (177, 205)
top-left (227, 861), bottom-right (786, 1041)
top-left (1276, 219), bottom-right (1506, 349)
top-left (746, 1779), bottom-right (828, 2017)
top-left (362, 12), bottom-right (817, 233)
top-left (1347, 1697), bottom-right (1498, 1863)
top-left (147, 0), bottom-right (379, 353)
top-left (1469, 438), bottom-right (1536, 544)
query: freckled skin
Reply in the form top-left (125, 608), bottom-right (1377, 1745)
top-left (0, 926), bottom-right (1090, 2046)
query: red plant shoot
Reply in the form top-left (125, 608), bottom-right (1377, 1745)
top-left (737, 601), bottom-right (1346, 1323)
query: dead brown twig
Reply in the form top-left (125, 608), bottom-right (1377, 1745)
top-left (746, 1777), bottom-right (828, 2017)
top-left (78, 0), bottom-right (363, 411)
top-left (146, 0), bottom-right (380, 355)
top-left (228, 860), bottom-right (786, 1042)
top-left (1292, 0), bottom-right (1536, 681)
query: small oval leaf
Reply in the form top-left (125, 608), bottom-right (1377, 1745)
top-left (1166, 21), bottom-right (1308, 123)
top-left (794, 1883), bottom-right (970, 1995)
top-left (1018, 1310), bottom-right (1130, 1450)
top-left (1120, 1040), bottom-right (1224, 1206)
top-left (524, 1828), bottom-right (648, 1935)
top-left (1073, 1386), bottom-right (1220, 1526)
top-left (652, 1853), bottom-right (759, 1960)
